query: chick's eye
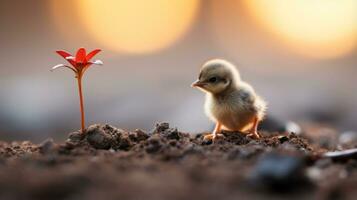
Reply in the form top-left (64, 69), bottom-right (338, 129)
top-left (209, 77), bottom-right (217, 83)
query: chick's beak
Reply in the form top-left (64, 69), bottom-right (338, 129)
top-left (191, 80), bottom-right (206, 88)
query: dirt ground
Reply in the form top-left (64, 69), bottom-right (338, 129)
top-left (0, 123), bottom-right (356, 200)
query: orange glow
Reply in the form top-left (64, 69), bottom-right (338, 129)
top-left (243, 0), bottom-right (357, 59)
top-left (74, 0), bottom-right (200, 54)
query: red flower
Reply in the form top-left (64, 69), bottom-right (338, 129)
top-left (52, 47), bottom-right (103, 76)
top-left (52, 48), bottom-right (103, 133)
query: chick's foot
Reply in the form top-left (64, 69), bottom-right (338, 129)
top-left (247, 132), bottom-right (261, 139)
top-left (203, 133), bottom-right (224, 143)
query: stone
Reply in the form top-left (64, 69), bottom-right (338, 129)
top-left (250, 152), bottom-right (309, 191)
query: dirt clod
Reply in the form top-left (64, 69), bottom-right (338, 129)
top-left (145, 134), bottom-right (163, 153)
top-left (39, 138), bottom-right (57, 155)
top-left (86, 124), bottom-right (113, 149)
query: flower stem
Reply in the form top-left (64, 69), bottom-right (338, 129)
top-left (77, 74), bottom-right (85, 133)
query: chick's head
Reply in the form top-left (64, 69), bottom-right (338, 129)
top-left (192, 59), bottom-right (240, 94)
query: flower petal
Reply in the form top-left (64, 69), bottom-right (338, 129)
top-left (51, 64), bottom-right (77, 73)
top-left (76, 48), bottom-right (87, 63)
top-left (82, 60), bottom-right (104, 75)
top-left (56, 50), bottom-right (76, 66)
top-left (86, 49), bottom-right (101, 61)
top-left (88, 60), bottom-right (103, 65)
top-left (56, 50), bottom-right (72, 59)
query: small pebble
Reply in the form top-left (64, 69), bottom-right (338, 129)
top-left (249, 152), bottom-right (308, 191)
top-left (323, 148), bottom-right (357, 162)
top-left (285, 121), bottom-right (302, 135)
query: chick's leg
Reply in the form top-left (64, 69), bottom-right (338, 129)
top-left (247, 117), bottom-right (260, 139)
top-left (213, 122), bottom-right (222, 137)
top-left (204, 122), bottom-right (222, 141)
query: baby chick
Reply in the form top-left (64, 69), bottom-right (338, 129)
top-left (192, 59), bottom-right (267, 141)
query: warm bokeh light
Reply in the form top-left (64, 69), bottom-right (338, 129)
top-left (243, 0), bottom-right (357, 59)
top-left (74, 0), bottom-right (200, 54)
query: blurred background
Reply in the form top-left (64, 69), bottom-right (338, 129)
top-left (0, 0), bottom-right (357, 142)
